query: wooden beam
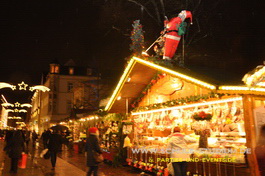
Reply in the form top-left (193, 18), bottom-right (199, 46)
top-left (242, 95), bottom-right (260, 176)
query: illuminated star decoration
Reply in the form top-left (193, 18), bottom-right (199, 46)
top-left (29, 85), bottom-right (50, 92)
top-left (14, 108), bottom-right (19, 112)
top-left (18, 81), bottom-right (28, 90)
top-left (14, 102), bottom-right (21, 107)
top-left (0, 82), bottom-right (16, 90)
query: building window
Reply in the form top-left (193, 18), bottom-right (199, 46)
top-left (50, 65), bottom-right (60, 74)
top-left (54, 66), bottom-right (59, 73)
top-left (68, 82), bottom-right (73, 92)
top-left (69, 67), bottom-right (74, 75)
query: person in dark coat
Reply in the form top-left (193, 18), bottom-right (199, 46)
top-left (85, 127), bottom-right (102, 176)
top-left (47, 130), bottom-right (64, 170)
top-left (41, 129), bottom-right (51, 149)
top-left (31, 130), bottom-right (38, 148)
top-left (4, 130), bottom-right (25, 173)
top-left (23, 129), bottom-right (31, 150)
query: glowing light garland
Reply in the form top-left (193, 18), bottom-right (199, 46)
top-left (219, 86), bottom-right (265, 92)
top-left (132, 97), bottom-right (242, 115)
top-left (29, 85), bottom-right (50, 92)
top-left (0, 81), bottom-right (50, 92)
top-left (105, 59), bottom-right (136, 111)
top-left (133, 57), bottom-right (216, 90)
top-left (0, 82), bottom-right (16, 90)
top-left (8, 116), bottom-right (22, 119)
top-left (19, 109), bottom-right (27, 113)
top-left (1, 103), bottom-right (14, 107)
top-left (21, 103), bottom-right (32, 108)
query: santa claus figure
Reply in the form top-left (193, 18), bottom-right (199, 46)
top-left (163, 10), bottom-right (192, 60)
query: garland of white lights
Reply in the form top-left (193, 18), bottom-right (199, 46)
top-left (0, 81), bottom-right (50, 92)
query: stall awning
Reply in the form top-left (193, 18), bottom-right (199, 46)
top-left (105, 57), bottom-right (218, 113)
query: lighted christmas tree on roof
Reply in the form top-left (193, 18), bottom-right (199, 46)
top-left (129, 20), bottom-right (144, 56)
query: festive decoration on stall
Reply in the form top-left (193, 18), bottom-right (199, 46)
top-left (242, 65), bottom-right (265, 87)
top-left (163, 10), bottom-right (192, 60)
top-left (131, 72), bottom-right (167, 108)
top-left (132, 93), bottom-right (223, 112)
top-left (192, 111), bottom-right (212, 121)
top-left (130, 20), bottom-right (145, 55)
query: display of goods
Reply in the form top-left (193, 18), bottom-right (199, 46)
top-left (193, 111), bottom-right (212, 121)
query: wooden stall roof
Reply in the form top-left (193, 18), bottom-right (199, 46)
top-left (105, 57), bottom-right (265, 113)
top-left (105, 57), bottom-right (219, 113)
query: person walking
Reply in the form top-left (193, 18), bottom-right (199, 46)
top-left (255, 124), bottom-right (265, 176)
top-left (41, 129), bottom-right (51, 149)
top-left (4, 130), bottom-right (25, 173)
top-left (31, 130), bottom-right (38, 148)
top-left (23, 129), bottom-right (31, 150)
top-left (85, 127), bottom-right (102, 176)
top-left (47, 130), bottom-right (64, 170)
top-left (167, 126), bottom-right (196, 176)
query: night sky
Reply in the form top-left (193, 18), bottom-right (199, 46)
top-left (0, 0), bottom-right (264, 103)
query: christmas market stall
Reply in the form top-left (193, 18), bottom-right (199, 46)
top-left (105, 56), bottom-right (265, 176)
top-left (98, 113), bottom-right (133, 165)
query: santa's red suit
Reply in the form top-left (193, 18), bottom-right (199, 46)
top-left (163, 10), bottom-right (192, 60)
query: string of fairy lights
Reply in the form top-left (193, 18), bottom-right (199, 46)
top-left (0, 81), bottom-right (50, 128)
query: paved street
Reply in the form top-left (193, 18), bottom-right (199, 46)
top-left (0, 140), bottom-right (143, 176)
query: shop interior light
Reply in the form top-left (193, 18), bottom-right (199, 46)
top-left (105, 59), bottom-right (136, 111)
top-left (133, 57), bottom-right (216, 90)
top-left (117, 96), bottom-right (121, 100)
top-left (132, 97), bottom-right (242, 115)
top-left (6, 109), bottom-right (14, 112)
